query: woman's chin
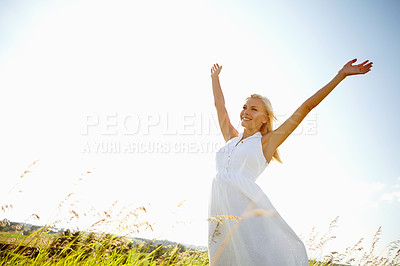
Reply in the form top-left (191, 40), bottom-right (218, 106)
top-left (241, 121), bottom-right (258, 130)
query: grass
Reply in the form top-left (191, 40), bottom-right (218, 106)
top-left (304, 217), bottom-right (400, 265)
top-left (1, 160), bottom-right (399, 265)
top-left (0, 228), bottom-right (209, 265)
top-left (1, 219), bottom-right (399, 265)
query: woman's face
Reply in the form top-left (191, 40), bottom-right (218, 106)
top-left (240, 98), bottom-right (269, 130)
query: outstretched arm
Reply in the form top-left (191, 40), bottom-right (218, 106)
top-left (305, 59), bottom-right (373, 109)
top-left (211, 63), bottom-right (238, 142)
top-left (268, 59), bottom-right (373, 150)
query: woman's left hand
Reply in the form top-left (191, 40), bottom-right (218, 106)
top-left (339, 58), bottom-right (373, 77)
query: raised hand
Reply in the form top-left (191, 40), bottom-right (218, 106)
top-left (339, 58), bottom-right (373, 77)
top-left (211, 63), bottom-right (222, 79)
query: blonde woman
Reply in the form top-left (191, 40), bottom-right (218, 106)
top-left (208, 59), bottom-right (373, 265)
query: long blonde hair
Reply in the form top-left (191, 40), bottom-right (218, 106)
top-left (246, 94), bottom-right (282, 163)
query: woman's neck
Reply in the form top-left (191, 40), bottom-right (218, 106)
top-left (242, 129), bottom-right (260, 140)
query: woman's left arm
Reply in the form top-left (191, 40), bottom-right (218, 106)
top-left (305, 58), bottom-right (373, 110)
top-left (267, 59), bottom-right (373, 151)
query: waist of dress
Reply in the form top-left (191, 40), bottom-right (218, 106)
top-left (215, 171), bottom-right (257, 183)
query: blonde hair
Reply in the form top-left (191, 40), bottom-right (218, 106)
top-left (246, 94), bottom-right (282, 163)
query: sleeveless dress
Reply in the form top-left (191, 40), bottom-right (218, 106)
top-left (208, 131), bottom-right (309, 266)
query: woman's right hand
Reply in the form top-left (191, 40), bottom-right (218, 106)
top-left (211, 63), bottom-right (222, 79)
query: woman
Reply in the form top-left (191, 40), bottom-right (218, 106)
top-left (208, 59), bottom-right (373, 265)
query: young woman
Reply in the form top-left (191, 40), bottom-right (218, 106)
top-left (208, 59), bottom-right (373, 265)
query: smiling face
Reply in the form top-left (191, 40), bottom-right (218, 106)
top-left (240, 98), bottom-right (269, 131)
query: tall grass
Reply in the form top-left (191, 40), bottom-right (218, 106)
top-left (0, 228), bottom-right (209, 265)
top-left (304, 216), bottom-right (400, 265)
top-left (1, 161), bottom-right (399, 265)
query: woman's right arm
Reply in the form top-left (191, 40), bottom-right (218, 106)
top-left (211, 63), bottom-right (238, 142)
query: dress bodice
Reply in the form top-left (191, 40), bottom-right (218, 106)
top-left (215, 131), bottom-right (268, 181)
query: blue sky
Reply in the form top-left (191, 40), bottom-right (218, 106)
top-left (1, 0), bottom-right (399, 260)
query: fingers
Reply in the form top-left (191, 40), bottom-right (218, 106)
top-left (347, 58), bottom-right (357, 65)
top-left (361, 68), bottom-right (372, 74)
top-left (358, 61), bottom-right (373, 74)
top-left (356, 60), bottom-right (369, 67)
top-left (360, 61), bottom-right (373, 70)
top-left (211, 64), bottom-right (216, 73)
top-left (211, 63), bottom-right (222, 74)
top-left (349, 58), bottom-right (373, 67)
top-left (364, 62), bottom-right (373, 68)
top-left (344, 58), bottom-right (357, 68)
top-left (365, 63), bottom-right (373, 72)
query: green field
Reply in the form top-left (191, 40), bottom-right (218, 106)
top-left (1, 161), bottom-right (399, 265)
top-left (0, 223), bottom-right (399, 265)
top-left (0, 228), bottom-right (209, 265)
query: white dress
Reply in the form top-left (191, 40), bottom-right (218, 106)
top-left (208, 131), bottom-right (308, 266)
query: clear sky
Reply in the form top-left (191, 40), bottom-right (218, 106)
top-left (1, 0), bottom-right (399, 260)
